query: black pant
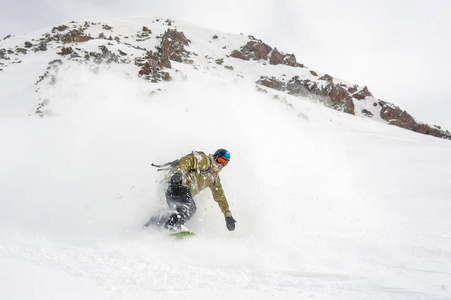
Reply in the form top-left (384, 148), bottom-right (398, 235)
top-left (164, 184), bottom-right (196, 228)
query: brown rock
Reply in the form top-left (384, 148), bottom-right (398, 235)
top-left (157, 29), bottom-right (191, 62)
top-left (253, 42), bottom-right (272, 60)
top-left (230, 50), bottom-right (248, 60)
top-left (58, 47), bottom-right (73, 56)
top-left (322, 84), bottom-right (348, 104)
top-left (52, 25), bottom-right (68, 33)
top-left (352, 86), bottom-right (372, 100)
top-left (348, 86), bottom-right (357, 93)
top-left (257, 76), bottom-right (285, 91)
top-left (239, 40), bottom-right (272, 60)
top-left (269, 48), bottom-right (284, 65)
top-left (285, 54), bottom-right (297, 67)
top-left (343, 96), bottom-right (355, 115)
top-left (379, 101), bottom-right (416, 130)
top-left (60, 29), bottom-right (93, 43)
top-left (319, 74), bottom-right (333, 83)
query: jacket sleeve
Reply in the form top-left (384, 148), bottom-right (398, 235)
top-left (210, 175), bottom-right (232, 217)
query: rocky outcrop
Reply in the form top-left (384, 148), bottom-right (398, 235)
top-left (24, 19), bottom-right (193, 115)
top-left (353, 86), bottom-right (372, 100)
top-left (156, 29), bottom-right (191, 63)
top-left (27, 20), bottom-right (191, 82)
top-left (136, 26), bottom-right (152, 42)
top-left (285, 76), bottom-right (319, 96)
top-left (238, 34), bottom-right (450, 140)
top-left (58, 47), bottom-right (73, 56)
top-left (321, 83), bottom-right (355, 115)
top-left (413, 124), bottom-right (450, 139)
top-left (136, 51), bottom-right (172, 82)
top-left (136, 28), bottom-right (192, 82)
top-left (379, 101), bottom-right (416, 130)
top-left (257, 76), bottom-right (285, 91)
top-left (59, 28), bottom-right (93, 44)
top-left (269, 48), bottom-right (298, 67)
top-left (257, 74), bottom-right (451, 140)
top-left (85, 45), bottom-right (120, 64)
top-left (52, 25), bottom-right (69, 33)
top-left (258, 74), bottom-right (361, 115)
top-left (0, 48), bottom-right (9, 59)
top-left (379, 101), bottom-right (451, 139)
top-left (231, 37), bottom-right (303, 67)
top-left (231, 39), bottom-right (272, 61)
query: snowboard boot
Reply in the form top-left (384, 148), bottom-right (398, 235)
top-left (163, 213), bottom-right (182, 231)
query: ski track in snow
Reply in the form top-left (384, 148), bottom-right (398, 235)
top-left (0, 239), bottom-right (430, 300)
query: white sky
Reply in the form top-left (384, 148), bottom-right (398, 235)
top-left (2, 0), bottom-right (451, 131)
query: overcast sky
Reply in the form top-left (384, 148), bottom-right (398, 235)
top-left (2, 0), bottom-right (451, 131)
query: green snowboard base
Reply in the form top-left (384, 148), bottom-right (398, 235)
top-left (170, 231), bottom-right (197, 239)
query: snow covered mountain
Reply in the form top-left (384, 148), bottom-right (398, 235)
top-left (1, 17), bottom-right (450, 139)
top-left (1, 17), bottom-right (451, 300)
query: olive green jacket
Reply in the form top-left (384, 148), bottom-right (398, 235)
top-left (174, 152), bottom-right (232, 217)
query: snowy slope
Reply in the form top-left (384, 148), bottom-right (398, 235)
top-left (1, 17), bottom-right (451, 300)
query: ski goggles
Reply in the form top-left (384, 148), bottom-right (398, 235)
top-left (216, 156), bottom-right (229, 166)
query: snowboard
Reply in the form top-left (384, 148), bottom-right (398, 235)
top-left (170, 230), bottom-right (197, 239)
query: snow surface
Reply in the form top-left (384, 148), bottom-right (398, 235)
top-left (1, 17), bottom-right (451, 300)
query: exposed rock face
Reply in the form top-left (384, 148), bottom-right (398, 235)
top-left (58, 47), bottom-right (73, 56)
top-left (269, 48), bottom-right (298, 67)
top-left (259, 75), bottom-right (358, 115)
top-left (231, 39), bottom-right (272, 61)
top-left (321, 83), bottom-right (355, 115)
top-left (413, 124), bottom-right (449, 138)
top-left (379, 101), bottom-right (416, 130)
top-left (136, 51), bottom-right (171, 81)
top-left (353, 86), bottom-right (372, 100)
top-left (0, 48), bottom-right (9, 59)
top-left (254, 42), bottom-right (273, 60)
top-left (52, 25), bottom-right (69, 32)
top-left (258, 76), bottom-right (285, 91)
top-left (379, 101), bottom-right (451, 139)
top-left (269, 47), bottom-right (283, 64)
top-left (257, 74), bottom-right (451, 139)
top-left (231, 37), bottom-right (303, 67)
top-left (362, 109), bottom-right (374, 117)
top-left (40, 20), bottom-right (189, 82)
top-left (60, 29), bottom-right (93, 44)
top-left (85, 45), bottom-right (120, 64)
top-left (156, 29), bottom-right (191, 63)
top-left (136, 28), bottom-right (191, 82)
top-left (285, 76), bottom-right (319, 95)
top-left (9, 19), bottom-right (194, 115)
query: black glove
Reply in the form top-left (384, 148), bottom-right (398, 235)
top-left (171, 172), bottom-right (183, 185)
top-left (225, 216), bottom-right (236, 231)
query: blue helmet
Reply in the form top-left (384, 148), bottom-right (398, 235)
top-left (214, 148), bottom-right (230, 161)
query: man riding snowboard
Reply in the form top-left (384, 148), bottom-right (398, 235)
top-left (146, 149), bottom-right (236, 232)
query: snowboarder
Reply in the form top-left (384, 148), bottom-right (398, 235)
top-left (147, 149), bottom-right (236, 232)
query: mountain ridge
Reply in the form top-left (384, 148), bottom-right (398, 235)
top-left (1, 17), bottom-right (449, 140)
